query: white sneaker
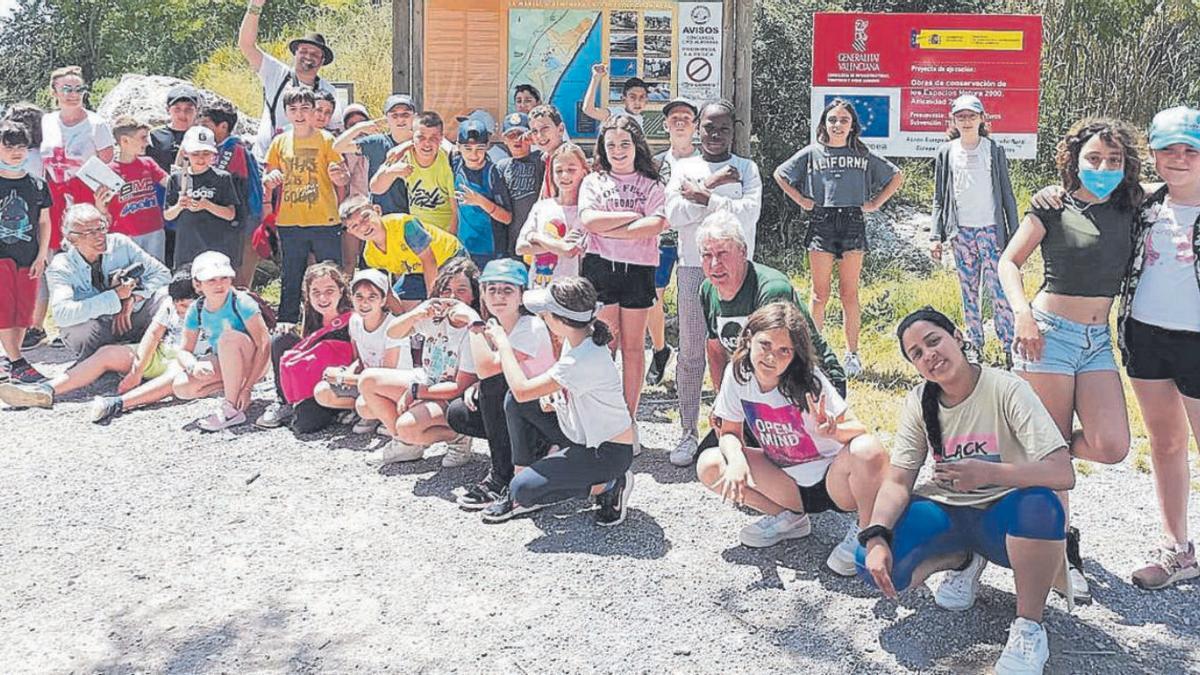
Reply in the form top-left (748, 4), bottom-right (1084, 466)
top-left (352, 417), bottom-right (380, 435)
top-left (739, 511), bottom-right (812, 548)
top-left (825, 521), bottom-right (861, 576)
top-left (441, 434), bottom-right (474, 467)
top-left (198, 399), bottom-right (247, 432)
top-left (995, 617), bottom-right (1049, 675)
top-left (669, 435), bottom-right (699, 467)
top-left (934, 553), bottom-right (987, 611)
top-left (254, 402), bottom-right (293, 428)
top-left (843, 352), bottom-right (863, 378)
top-left (366, 438), bottom-right (425, 467)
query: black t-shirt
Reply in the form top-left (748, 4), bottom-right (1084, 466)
top-left (495, 150), bottom-right (545, 255)
top-left (147, 127), bottom-right (187, 173)
top-left (167, 167), bottom-right (240, 269)
top-left (0, 174), bottom-right (53, 267)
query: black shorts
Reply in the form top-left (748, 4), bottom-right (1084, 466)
top-left (806, 206), bottom-right (867, 259)
top-left (1123, 317), bottom-right (1200, 398)
top-left (581, 253), bottom-right (657, 310)
top-left (796, 472), bottom-right (847, 515)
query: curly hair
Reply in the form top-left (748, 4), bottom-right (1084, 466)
top-left (729, 302), bottom-right (820, 410)
top-left (1055, 117), bottom-right (1146, 211)
top-left (432, 257), bottom-right (481, 314)
top-left (593, 115), bottom-right (660, 181)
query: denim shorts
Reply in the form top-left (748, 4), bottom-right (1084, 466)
top-left (1011, 308), bottom-right (1117, 375)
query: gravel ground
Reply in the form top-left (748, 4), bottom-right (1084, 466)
top-left (2, 345), bottom-right (1198, 674)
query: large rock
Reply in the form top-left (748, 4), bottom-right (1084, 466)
top-left (97, 74), bottom-right (258, 136)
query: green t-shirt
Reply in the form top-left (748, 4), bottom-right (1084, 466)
top-left (700, 262), bottom-right (846, 389)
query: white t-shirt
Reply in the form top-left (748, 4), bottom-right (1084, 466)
top-left (1131, 199), bottom-right (1200, 331)
top-left (40, 110), bottom-right (114, 185)
top-left (350, 313), bottom-right (404, 368)
top-left (21, 151), bottom-right (44, 179)
top-left (712, 365), bottom-right (846, 487)
top-left (607, 106), bottom-right (645, 131)
top-left (949, 138), bottom-right (995, 228)
top-left (252, 53), bottom-right (342, 162)
top-left (460, 315), bottom-right (556, 377)
top-left (517, 199), bottom-right (586, 289)
top-left (548, 338), bottom-right (631, 447)
top-left (153, 300), bottom-right (210, 355)
top-left (408, 306), bottom-right (481, 385)
top-left (665, 154), bottom-right (764, 266)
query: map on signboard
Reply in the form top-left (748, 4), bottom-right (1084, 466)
top-left (509, 9), bottom-right (603, 137)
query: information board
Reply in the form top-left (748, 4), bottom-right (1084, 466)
top-left (811, 12), bottom-right (1042, 159)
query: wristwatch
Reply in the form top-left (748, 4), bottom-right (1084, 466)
top-left (410, 381), bottom-right (420, 402)
top-left (857, 524), bottom-right (893, 548)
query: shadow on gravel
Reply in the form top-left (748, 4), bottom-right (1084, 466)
top-left (634, 450), bottom-right (697, 485)
top-left (718, 513), bottom-right (864, 592)
top-left (25, 342), bottom-right (78, 367)
top-left (524, 506), bottom-right (671, 559)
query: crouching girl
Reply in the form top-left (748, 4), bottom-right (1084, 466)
top-left (858, 307), bottom-right (1075, 675)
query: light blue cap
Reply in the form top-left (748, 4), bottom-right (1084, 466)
top-left (1149, 106), bottom-right (1200, 150)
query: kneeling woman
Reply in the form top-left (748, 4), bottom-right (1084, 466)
top-left (859, 308), bottom-right (1074, 675)
top-left (695, 302), bottom-right (887, 575)
top-left (481, 277), bottom-right (635, 526)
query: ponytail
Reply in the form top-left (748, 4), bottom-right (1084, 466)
top-left (590, 318), bottom-right (613, 346)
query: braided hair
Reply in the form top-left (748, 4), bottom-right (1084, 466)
top-left (896, 307), bottom-right (964, 458)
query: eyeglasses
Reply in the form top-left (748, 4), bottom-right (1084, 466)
top-left (70, 224), bottom-right (109, 238)
top-left (57, 85), bottom-right (88, 95)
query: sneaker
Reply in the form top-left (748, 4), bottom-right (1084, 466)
top-left (739, 511), bottom-right (812, 548)
top-left (375, 424), bottom-right (393, 438)
top-left (669, 434), bottom-right (699, 467)
top-left (366, 438), bottom-right (425, 467)
top-left (352, 417), bottom-right (380, 435)
top-left (21, 327), bottom-right (46, 350)
top-left (825, 521), bottom-right (862, 577)
top-left (456, 477), bottom-right (506, 511)
top-left (254, 402), bottom-right (294, 429)
top-left (994, 617), bottom-right (1049, 675)
top-left (198, 399), bottom-right (247, 432)
top-left (90, 396), bottom-right (124, 424)
top-left (9, 360), bottom-right (47, 384)
top-left (0, 356), bottom-right (9, 382)
top-left (481, 487), bottom-right (544, 523)
top-left (0, 381), bottom-right (54, 408)
top-left (49, 336), bottom-right (66, 349)
top-left (1132, 541), bottom-right (1199, 590)
top-left (441, 434), bottom-right (474, 467)
top-left (645, 345), bottom-right (673, 385)
top-left (934, 553), bottom-right (988, 611)
top-left (843, 352), bottom-right (863, 379)
top-left (1053, 526), bottom-right (1092, 604)
top-left (595, 470), bottom-right (635, 527)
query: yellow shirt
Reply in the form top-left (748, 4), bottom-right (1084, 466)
top-left (363, 213), bottom-right (463, 276)
top-left (265, 129), bottom-right (341, 227)
top-left (404, 149), bottom-right (456, 231)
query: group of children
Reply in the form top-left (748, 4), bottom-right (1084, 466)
top-left (2, 56), bottom-right (1199, 675)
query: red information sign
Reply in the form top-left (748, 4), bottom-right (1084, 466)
top-left (811, 12), bottom-right (1042, 158)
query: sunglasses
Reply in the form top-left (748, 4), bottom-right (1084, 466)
top-left (57, 85), bottom-right (88, 95)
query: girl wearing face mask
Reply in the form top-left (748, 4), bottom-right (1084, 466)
top-left (998, 118), bottom-right (1143, 604)
top-left (1116, 106), bottom-right (1200, 590)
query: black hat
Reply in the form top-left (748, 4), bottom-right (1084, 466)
top-left (288, 32), bottom-right (335, 65)
top-left (166, 84), bottom-right (201, 108)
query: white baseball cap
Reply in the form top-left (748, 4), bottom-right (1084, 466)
top-left (351, 268), bottom-right (390, 295)
top-left (181, 126), bottom-right (218, 154)
top-left (192, 251), bottom-right (236, 281)
top-left (950, 94), bottom-right (985, 115)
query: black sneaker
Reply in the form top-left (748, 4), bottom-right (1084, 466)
top-left (21, 327), bottom-right (46, 350)
top-left (0, 356), bottom-right (9, 382)
top-left (49, 336), bottom-right (66, 349)
top-left (456, 476), bottom-right (506, 511)
top-left (645, 345), bottom-right (673, 385)
top-left (90, 396), bottom-right (124, 424)
top-left (9, 359), bottom-right (47, 384)
top-left (480, 487), bottom-right (543, 523)
top-left (595, 471), bottom-right (635, 527)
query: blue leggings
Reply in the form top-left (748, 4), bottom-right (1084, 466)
top-left (855, 487), bottom-right (1065, 592)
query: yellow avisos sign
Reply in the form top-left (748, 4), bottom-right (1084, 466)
top-left (909, 29), bottom-right (1024, 51)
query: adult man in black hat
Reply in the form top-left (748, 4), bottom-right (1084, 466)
top-left (239, 0), bottom-right (341, 161)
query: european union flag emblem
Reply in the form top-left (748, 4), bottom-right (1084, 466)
top-left (824, 94), bottom-right (890, 138)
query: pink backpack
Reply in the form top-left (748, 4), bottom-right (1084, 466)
top-left (279, 312), bottom-right (355, 404)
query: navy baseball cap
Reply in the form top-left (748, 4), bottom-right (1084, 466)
top-left (457, 119), bottom-right (490, 144)
top-left (503, 112), bottom-right (531, 135)
top-left (384, 94), bottom-right (417, 114)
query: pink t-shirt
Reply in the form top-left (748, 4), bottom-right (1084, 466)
top-left (579, 171), bottom-right (665, 267)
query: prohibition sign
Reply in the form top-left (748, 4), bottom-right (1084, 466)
top-left (686, 57), bottom-right (713, 83)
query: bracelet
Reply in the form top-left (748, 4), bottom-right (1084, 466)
top-left (410, 381), bottom-right (420, 401)
top-left (246, 2), bottom-right (262, 15)
top-left (857, 524), bottom-right (893, 549)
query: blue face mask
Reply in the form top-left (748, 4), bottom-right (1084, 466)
top-left (1078, 167), bottom-right (1124, 200)
top-left (0, 158), bottom-right (24, 172)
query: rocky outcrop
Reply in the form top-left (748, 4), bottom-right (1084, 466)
top-left (97, 73), bottom-right (258, 136)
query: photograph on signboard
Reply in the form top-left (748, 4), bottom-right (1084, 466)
top-left (610, 32), bottom-right (638, 57)
top-left (610, 10), bottom-right (637, 32)
top-left (610, 58), bottom-right (638, 78)
top-left (608, 82), bottom-right (626, 102)
top-left (644, 10), bottom-right (672, 34)
top-left (645, 81), bottom-right (671, 102)
top-left (644, 33), bottom-right (672, 57)
top-left (643, 58), bottom-right (671, 79)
